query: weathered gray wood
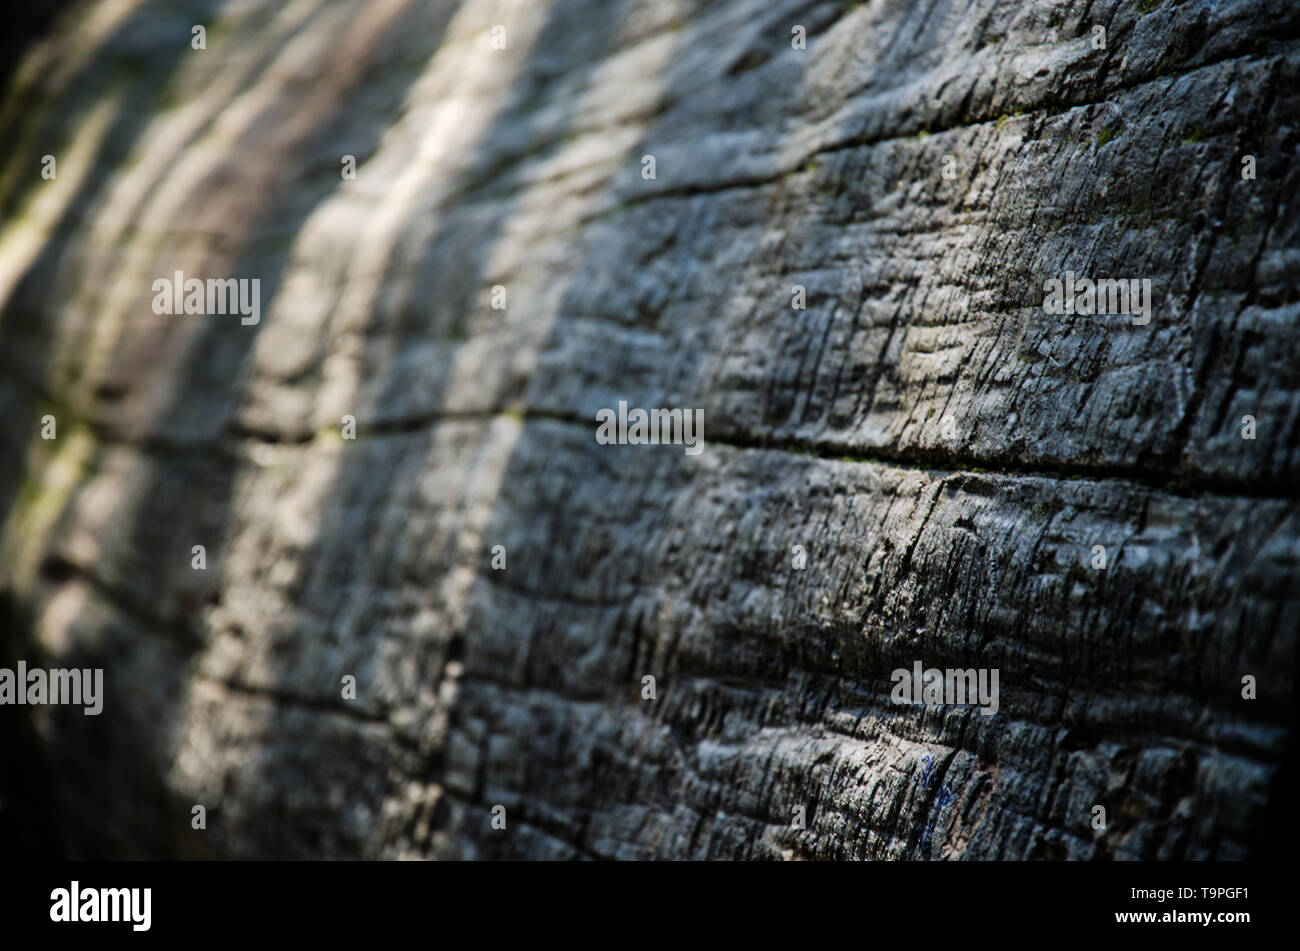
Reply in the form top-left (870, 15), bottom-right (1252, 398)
top-left (0, 0), bottom-right (1295, 859)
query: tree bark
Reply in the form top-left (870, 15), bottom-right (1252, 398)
top-left (0, 0), bottom-right (1296, 860)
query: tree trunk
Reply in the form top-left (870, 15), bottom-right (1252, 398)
top-left (0, 0), bottom-right (1296, 860)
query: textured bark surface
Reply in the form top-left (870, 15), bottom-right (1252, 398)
top-left (0, 0), bottom-right (1296, 860)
